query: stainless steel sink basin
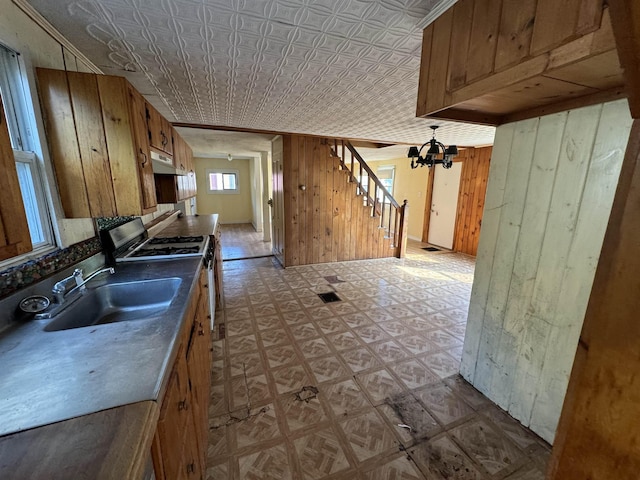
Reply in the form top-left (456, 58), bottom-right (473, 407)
top-left (44, 278), bottom-right (182, 332)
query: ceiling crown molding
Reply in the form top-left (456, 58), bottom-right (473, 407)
top-left (12, 0), bottom-right (102, 74)
top-left (417, 0), bottom-right (458, 30)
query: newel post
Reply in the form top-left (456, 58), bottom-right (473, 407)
top-left (397, 199), bottom-right (408, 258)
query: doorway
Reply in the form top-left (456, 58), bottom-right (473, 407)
top-left (427, 162), bottom-right (463, 249)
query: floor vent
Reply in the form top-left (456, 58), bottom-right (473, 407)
top-left (318, 292), bottom-right (341, 303)
top-left (422, 247), bottom-right (440, 252)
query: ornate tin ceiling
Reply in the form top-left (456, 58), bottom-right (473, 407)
top-left (26, 0), bottom-right (495, 146)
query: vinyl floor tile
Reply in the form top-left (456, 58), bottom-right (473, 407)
top-left (450, 418), bottom-right (525, 476)
top-left (339, 410), bottom-right (398, 463)
top-left (237, 442), bottom-right (293, 480)
top-left (294, 427), bottom-right (353, 479)
top-left (207, 241), bottom-right (550, 479)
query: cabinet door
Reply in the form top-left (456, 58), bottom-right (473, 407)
top-left (66, 72), bottom-right (117, 217)
top-left (155, 350), bottom-right (191, 480)
top-left (128, 85), bottom-right (157, 212)
top-left (36, 68), bottom-right (90, 218)
top-left (147, 103), bottom-right (173, 155)
top-left (179, 414), bottom-right (202, 480)
top-left (173, 130), bottom-right (186, 172)
top-left (97, 75), bottom-right (154, 216)
top-left (163, 120), bottom-right (174, 156)
top-left (187, 288), bottom-right (211, 472)
top-left (38, 68), bottom-right (117, 218)
top-left (0, 95), bottom-right (32, 261)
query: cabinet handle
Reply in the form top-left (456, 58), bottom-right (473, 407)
top-left (178, 399), bottom-right (188, 411)
top-left (186, 462), bottom-right (196, 475)
top-left (139, 149), bottom-right (148, 166)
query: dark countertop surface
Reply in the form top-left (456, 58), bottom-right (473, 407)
top-left (0, 256), bottom-right (202, 437)
top-left (154, 213), bottom-right (219, 238)
top-left (0, 214), bottom-right (219, 437)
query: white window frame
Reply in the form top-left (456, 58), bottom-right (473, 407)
top-left (377, 165), bottom-right (395, 200)
top-left (206, 169), bottom-right (240, 195)
top-left (13, 150), bottom-right (54, 248)
top-left (0, 41), bottom-right (60, 267)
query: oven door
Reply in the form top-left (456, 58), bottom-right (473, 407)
top-left (207, 263), bottom-right (215, 331)
top-left (204, 247), bottom-right (216, 331)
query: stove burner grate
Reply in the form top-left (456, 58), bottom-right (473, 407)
top-left (148, 235), bottom-right (204, 245)
top-left (130, 246), bottom-right (200, 257)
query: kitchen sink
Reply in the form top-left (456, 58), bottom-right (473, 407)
top-left (44, 277), bottom-right (182, 332)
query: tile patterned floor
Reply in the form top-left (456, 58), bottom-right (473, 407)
top-left (220, 223), bottom-right (273, 260)
top-left (208, 241), bottom-right (551, 479)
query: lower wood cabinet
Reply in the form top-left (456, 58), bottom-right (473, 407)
top-left (152, 268), bottom-right (211, 479)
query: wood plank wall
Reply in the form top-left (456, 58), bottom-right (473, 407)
top-left (452, 147), bottom-right (492, 256)
top-left (282, 135), bottom-right (394, 267)
top-left (460, 99), bottom-right (632, 443)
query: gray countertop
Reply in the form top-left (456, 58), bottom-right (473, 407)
top-left (155, 213), bottom-right (219, 238)
top-left (0, 214), bottom-right (219, 437)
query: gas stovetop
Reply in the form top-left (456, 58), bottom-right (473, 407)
top-left (147, 236), bottom-right (204, 245)
top-left (128, 245), bottom-right (202, 257)
top-left (102, 219), bottom-right (208, 263)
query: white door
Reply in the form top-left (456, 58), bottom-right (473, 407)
top-left (261, 152), bottom-right (272, 242)
top-left (271, 137), bottom-right (285, 265)
top-left (428, 162), bottom-right (462, 249)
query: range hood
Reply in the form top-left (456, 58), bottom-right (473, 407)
top-left (151, 150), bottom-right (182, 175)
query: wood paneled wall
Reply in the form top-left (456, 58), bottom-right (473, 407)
top-left (460, 99), bottom-right (632, 443)
top-left (282, 135), bottom-right (394, 267)
top-left (453, 147), bottom-right (492, 256)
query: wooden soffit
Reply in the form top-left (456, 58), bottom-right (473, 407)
top-left (416, 0), bottom-right (626, 125)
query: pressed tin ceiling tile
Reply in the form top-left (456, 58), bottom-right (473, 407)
top-left (26, 0), bottom-right (496, 146)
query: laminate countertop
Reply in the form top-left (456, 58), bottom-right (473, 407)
top-left (153, 213), bottom-right (219, 239)
top-left (0, 214), bottom-right (218, 479)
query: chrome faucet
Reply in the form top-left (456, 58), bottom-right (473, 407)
top-left (52, 267), bottom-right (115, 304)
top-left (52, 269), bottom-right (83, 304)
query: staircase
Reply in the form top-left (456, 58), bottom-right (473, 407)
top-left (329, 139), bottom-right (408, 259)
top-left (281, 135), bottom-right (408, 266)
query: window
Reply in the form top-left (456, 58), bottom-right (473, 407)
top-left (0, 44), bottom-right (54, 250)
top-left (377, 166), bottom-right (395, 200)
top-left (207, 169), bottom-right (239, 194)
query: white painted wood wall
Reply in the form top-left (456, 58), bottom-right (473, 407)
top-left (460, 99), bottom-right (632, 444)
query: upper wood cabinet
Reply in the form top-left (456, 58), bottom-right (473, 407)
top-left (417, 0), bottom-right (625, 125)
top-left (155, 130), bottom-right (196, 203)
top-left (0, 94), bottom-right (32, 261)
top-left (146, 102), bottom-right (173, 156)
top-left (128, 85), bottom-right (158, 211)
top-left (37, 69), bottom-right (157, 218)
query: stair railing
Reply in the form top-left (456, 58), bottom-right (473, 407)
top-left (330, 139), bottom-right (408, 258)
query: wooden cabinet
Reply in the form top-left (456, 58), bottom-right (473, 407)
top-left (37, 69), bottom-right (157, 217)
top-left (152, 268), bottom-right (211, 480)
top-left (146, 102), bottom-right (173, 156)
top-left (417, 0), bottom-right (625, 125)
top-left (128, 85), bottom-right (158, 211)
top-left (154, 129), bottom-right (197, 203)
top-left (173, 129), bottom-right (197, 200)
top-left (0, 94), bottom-right (32, 261)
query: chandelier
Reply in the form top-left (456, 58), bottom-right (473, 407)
top-left (407, 126), bottom-right (458, 169)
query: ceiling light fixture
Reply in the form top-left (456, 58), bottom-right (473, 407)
top-left (408, 126), bottom-right (458, 169)
top-left (227, 153), bottom-right (233, 162)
